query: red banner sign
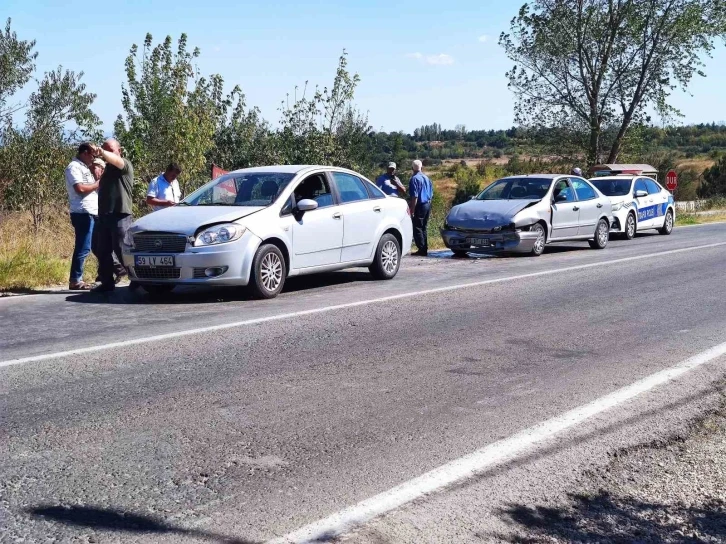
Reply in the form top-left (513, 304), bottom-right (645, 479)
top-left (211, 164), bottom-right (229, 179)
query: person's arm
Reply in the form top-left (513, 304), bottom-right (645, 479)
top-left (146, 195), bottom-right (175, 207)
top-left (94, 146), bottom-right (125, 170)
top-left (68, 165), bottom-right (98, 195)
top-left (393, 176), bottom-right (406, 194)
top-left (408, 177), bottom-right (419, 212)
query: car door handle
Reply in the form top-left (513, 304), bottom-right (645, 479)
top-left (373, 206), bottom-right (382, 212)
top-left (596, 203), bottom-right (603, 208)
top-left (573, 206), bottom-right (580, 211)
top-left (332, 212), bottom-right (342, 219)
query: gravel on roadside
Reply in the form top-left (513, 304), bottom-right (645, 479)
top-left (499, 384), bottom-right (726, 543)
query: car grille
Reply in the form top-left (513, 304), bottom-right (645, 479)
top-left (133, 233), bottom-right (187, 253)
top-left (134, 267), bottom-right (181, 280)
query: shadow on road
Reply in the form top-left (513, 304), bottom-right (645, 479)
top-left (27, 505), bottom-right (257, 543)
top-left (494, 492), bottom-right (726, 543)
top-left (63, 270), bottom-right (376, 305)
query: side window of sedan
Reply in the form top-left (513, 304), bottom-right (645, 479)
top-left (634, 178), bottom-right (648, 196)
top-left (572, 179), bottom-right (597, 201)
top-left (553, 179), bottom-right (575, 202)
top-left (293, 174), bottom-right (334, 208)
top-left (332, 172), bottom-right (370, 203)
top-left (645, 179), bottom-right (662, 195)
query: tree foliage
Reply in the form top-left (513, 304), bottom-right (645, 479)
top-left (500, 0), bottom-right (726, 165)
top-left (114, 33), bottom-right (225, 195)
top-left (0, 18), bottom-right (37, 121)
top-left (699, 155), bottom-right (726, 197)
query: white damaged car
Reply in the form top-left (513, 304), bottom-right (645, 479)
top-left (441, 174), bottom-right (612, 256)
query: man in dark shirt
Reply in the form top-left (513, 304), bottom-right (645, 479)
top-left (92, 138), bottom-right (134, 292)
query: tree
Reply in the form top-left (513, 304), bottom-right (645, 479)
top-left (698, 155), bottom-right (726, 197)
top-left (0, 68), bottom-right (99, 227)
top-left (0, 18), bottom-right (37, 121)
top-left (500, 0), bottom-right (726, 165)
top-left (114, 33), bottom-right (226, 196)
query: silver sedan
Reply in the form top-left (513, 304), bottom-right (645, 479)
top-left (441, 174), bottom-right (612, 256)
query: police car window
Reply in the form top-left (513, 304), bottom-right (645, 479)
top-left (634, 179), bottom-right (648, 194)
top-left (553, 179), bottom-right (575, 202)
top-left (572, 179), bottom-right (597, 201)
top-left (645, 179), bottom-right (661, 195)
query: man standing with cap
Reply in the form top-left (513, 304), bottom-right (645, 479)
top-left (376, 162), bottom-right (406, 196)
top-left (408, 159), bottom-right (433, 256)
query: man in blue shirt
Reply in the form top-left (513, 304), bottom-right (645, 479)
top-left (375, 162), bottom-right (406, 196)
top-left (408, 160), bottom-right (434, 256)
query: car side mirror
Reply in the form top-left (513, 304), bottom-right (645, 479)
top-left (295, 199), bottom-right (318, 213)
top-left (554, 194), bottom-right (568, 203)
top-left (634, 190), bottom-right (648, 198)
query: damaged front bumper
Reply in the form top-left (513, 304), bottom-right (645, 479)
top-left (440, 227), bottom-right (540, 254)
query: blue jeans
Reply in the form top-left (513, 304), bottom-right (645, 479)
top-left (69, 213), bottom-right (95, 283)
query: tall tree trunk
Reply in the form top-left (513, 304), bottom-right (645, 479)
top-left (587, 114), bottom-right (601, 167)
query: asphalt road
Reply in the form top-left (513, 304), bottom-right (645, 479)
top-left (2, 223), bottom-right (726, 543)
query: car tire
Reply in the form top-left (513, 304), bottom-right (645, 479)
top-left (624, 212), bottom-right (636, 240)
top-left (369, 233), bottom-right (401, 280)
top-left (452, 249), bottom-right (469, 258)
top-left (142, 284), bottom-right (175, 297)
top-left (659, 209), bottom-right (674, 235)
top-left (589, 218), bottom-right (609, 249)
top-left (530, 222), bottom-right (546, 256)
top-left (249, 244), bottom-right (286, 299)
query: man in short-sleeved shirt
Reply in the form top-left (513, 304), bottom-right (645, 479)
top-left (146, 163), bottom-right (182, 211)
top-left (375, 162), bottom-right (406, 196)
top-left (408, 160), bottom-right (434, 256)
top-left (65, 142), bottom-right (98, 289)
top-left (93, 138), bottom-right (135, 292)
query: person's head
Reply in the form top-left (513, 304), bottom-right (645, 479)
top-left (91, 158), bottom-right (105, 181)
top-left (412, 159), bottom-right (423, 173)
top-left (387, 162), bottom-right (396, 176)
top-left (165, 162), bottom-right (182, 182)
top-left (571, 167), bottom-right (582, 176)
top-left (77, 142), bottom-right (95, 166)
top-left (101, 138), bottom-right (122, 156)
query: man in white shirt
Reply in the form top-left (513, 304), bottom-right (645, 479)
top-left (65, 142), bottom-right (99, 290)
top-left (146, 163), bottom-right (182, 211)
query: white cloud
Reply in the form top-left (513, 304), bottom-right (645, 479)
top-left (478, 34), bottom-right (489, 43)
top-left (407, 52), bottom-right (454, 66)
top-left (425, 53), bottom-right (454, 66)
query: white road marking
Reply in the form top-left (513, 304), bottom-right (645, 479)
top-left (1, 241), bottom-right (725, 369)
top-left (268, 340), bottom-right (726, 544)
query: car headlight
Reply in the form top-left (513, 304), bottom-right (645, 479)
top-left (193, 223), bottom-right (246, 246)
top-left (611, 202), bottom-right (624, 211)
top-left (123, 229), bottom-right (135, 248)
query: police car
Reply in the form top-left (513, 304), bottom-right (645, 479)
top-left (589, 175), bottom-right (675, 239)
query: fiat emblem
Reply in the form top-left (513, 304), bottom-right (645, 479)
top-left (153, 239), bottom-right (163, 249)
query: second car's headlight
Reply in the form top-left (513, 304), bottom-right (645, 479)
top-left (194, 223), bottom-right (246, 247)
top-left (611, 202), bottom-right (624, 211)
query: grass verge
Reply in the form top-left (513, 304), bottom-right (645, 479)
top-left (0, 208), bottom-right (98, 291)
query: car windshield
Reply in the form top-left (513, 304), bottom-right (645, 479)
top-left (183, 172), bottom-right (296, 206)
top-left (590, 178), bottom-right (632, 197)
top-left (476, 177), bottom-right (552, 200)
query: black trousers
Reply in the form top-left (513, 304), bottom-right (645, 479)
top-left (97, 214), bottom-right (132, 287)
top-left (412, 201), bottom-right (431, 251)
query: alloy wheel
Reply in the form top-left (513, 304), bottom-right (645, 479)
top-left (533, 224), bottom-right (546, 254)
top-left (381, 240), bottom-right (399, 274)
top-left (597, 220), bottom-right (609, 246)
top-left (626, 215), bottom-right (635, 238)
top-left (260, 252), bottom-right (283, 292)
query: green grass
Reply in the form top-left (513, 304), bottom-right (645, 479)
top-left (0, 209), bottom-right (98, 291)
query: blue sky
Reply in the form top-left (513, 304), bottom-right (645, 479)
top-left (5, 0), bottom-right (726, 134)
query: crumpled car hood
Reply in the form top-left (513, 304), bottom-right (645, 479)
top-left (130, 206), bottom-right (265, 236)
top-left (446, 199), bottom-right (539, 230)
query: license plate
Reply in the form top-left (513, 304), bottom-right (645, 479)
top-left (467, 237), bottom-right (490, 247)
top-left (134, 255), bottom-right (175, 267)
